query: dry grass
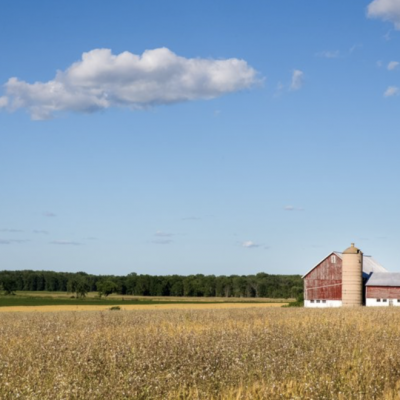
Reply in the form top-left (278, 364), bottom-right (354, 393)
top-left (0, 302), bottom-right (286, 313)
top-left (2, 308), bottom-right (400, 399)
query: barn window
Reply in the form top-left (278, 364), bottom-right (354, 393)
top-left (377, 299), bottom-right (381, 302)
top-left (397, 299), bottom-right (400, 303)
top-left (311, 300), bottom-right (315, 303)
top-left (316, 300), bottom-right (321, 303)
top-left (383, 299), bottom-right (387, 302)
top-left (322, 300), bottom-right (326, 303)
top-left (331, 255), bottom-right (336, 264)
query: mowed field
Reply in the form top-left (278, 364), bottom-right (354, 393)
top-left (2, 308), bottom-right (400, 399)
top-left (0, 292), bottom-right (292, 311)
top-left (12, 291), bottom-right (292, 302)
top-left (0, 302), bottom-right (286, 313)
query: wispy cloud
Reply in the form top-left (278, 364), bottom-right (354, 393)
top-left (367, 0), bottom-right (400, 30)
top-left (290, 70), bottom-right (304, 91)
top-left (242, 240), bottom-right (261, 249)
top-left (151, 239), bottom-right (173, 245)
top-left (387, 61), bottom-right (399, 70)
top-left (33, 230), bottom-right (49, 234)
top-left (182, 216), bottom-right (202, 221)
top-left (0, 228), bottom-right (23, 233)
top-left (43, 212), bottom-right (56, 217)
top-left (383, 31), bottom-right (392, 41)
top-left (214, 109), bottom-right (222, 117)
top-left (155, 230), bottom-right (174, 237)
top-left (284, 205), bottom-right (304, 211)
top-left (384, 86), bottom-right (399, 97)
top-left (316, 50), bottom-right (340, 59)
top-left (349, 44), bottom-right (362, 54)
top-left (0, 239), bottom-right (29, 244)
top-left (1, 47), bottom-right (259, 120)
top-left (50, 240), bottom-right (82, 246)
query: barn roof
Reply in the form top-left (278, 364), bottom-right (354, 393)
top-left (302, 252), bottom-right (387, 279)
top-left (362, 256), bottom-right (387, 275)
top-left (366, 272), bottom-right (400, 287)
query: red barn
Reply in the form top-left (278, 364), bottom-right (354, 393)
top-left (366, 273), bottom-right (400, 306)
top-left (303, 251), bottom-right (386, 308)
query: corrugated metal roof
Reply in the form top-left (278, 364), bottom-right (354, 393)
top-left (362, 256), bottom-right (387, 275)
top-left (302, 252), bottom-right (387, 279)
top-left (366, 272), bottom-right (400, 287)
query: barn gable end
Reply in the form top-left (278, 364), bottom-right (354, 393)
top-left (304, 252), bottom-right (342, 306)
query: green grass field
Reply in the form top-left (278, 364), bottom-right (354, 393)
top-left (0, 291), bottom-right (293, 307)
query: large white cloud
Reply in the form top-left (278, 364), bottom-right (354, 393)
top-left (2, 48), bottom-right (258, 119)
top-left (368, 0), bottom-right (400, 29)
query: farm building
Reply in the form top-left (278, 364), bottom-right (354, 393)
top-left (303, 243), bottom-right (400, 307)
top-left (365, 273), bottom-right (400, 306)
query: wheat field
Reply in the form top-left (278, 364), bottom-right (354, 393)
top-left (1, 307), bottom-right (400, 399)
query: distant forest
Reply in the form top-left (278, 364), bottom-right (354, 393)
top-left (0, 270), bottom-right (303, 299)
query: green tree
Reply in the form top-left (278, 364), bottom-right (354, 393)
top-left (97, 280), bottom-right (118, 298)
top-left (1, 276), bottom-right (17, 295)
top-left (67, 277), bottom-right (90, 298)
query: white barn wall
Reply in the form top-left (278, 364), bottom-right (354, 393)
top-left (366, 298), bottom-right (400, 307)
top-left (304, 300), bottom-right (342, 308)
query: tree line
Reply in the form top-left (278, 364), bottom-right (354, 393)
top-left (0, 270), bottom-right (303, 299)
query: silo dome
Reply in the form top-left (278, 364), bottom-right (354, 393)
top-left (343, 243), bottom-right (361, 255)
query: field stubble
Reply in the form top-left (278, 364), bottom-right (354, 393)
top-left (1, 308), bottom-right (400, 399)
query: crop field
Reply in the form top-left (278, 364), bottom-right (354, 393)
top-left (2, 308), bottom-right (400, 399)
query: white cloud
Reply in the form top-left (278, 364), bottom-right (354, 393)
top-left (0, 96), bottom-right (8, 108)
top-left (368, 0), bottom-right (400, 29)
top-left (51, 240), bottom-right (81, 245)
top-left (155, 230), bottom-right (174, 237)
top-left (384, 86), bottom-right (399, 97)
top-left (317, 50), bottom-right (340, 59)
top-left (388, 61), bottom-right (399, 70)
top-left (242, 240), bottom-right (260, 248)
top-left (0, 239), bottom-right (29, 244)
top-left (290, 70), bottom-right (304, 91)
top-left (284, 205), bottom-right (304, 211)
top-left (1, 48), bottom-right (259, 120)
top-left (152, 239), bottom-right (173, 245)
top-left (43, 212), bottom-right (56, 217)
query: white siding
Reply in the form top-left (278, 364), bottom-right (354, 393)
top-left (366, 298), bottom-right (400, 307)
top-left (304, 300), bottom-right (342, 308)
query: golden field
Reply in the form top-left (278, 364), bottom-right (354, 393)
top-left (2, 307), bottom-right (400, 399)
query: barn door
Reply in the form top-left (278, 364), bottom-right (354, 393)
top-left (389, 299), bottom-right (394, 307)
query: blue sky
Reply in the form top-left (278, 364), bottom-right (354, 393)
top-left (1, 0), bottom-right (400, 276)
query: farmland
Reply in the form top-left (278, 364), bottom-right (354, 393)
top-left (2, 308), bottom-right (400, 399)
top-left (0, 292), bottom-right (291, 308)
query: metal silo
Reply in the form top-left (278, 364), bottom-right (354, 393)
top-left (342, 243), bottom-right (363, 306)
